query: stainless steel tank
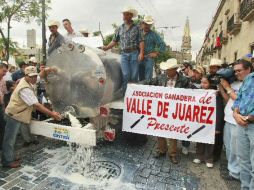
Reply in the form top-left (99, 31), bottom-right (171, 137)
top-left (46, 43), bottom-right (123, 118)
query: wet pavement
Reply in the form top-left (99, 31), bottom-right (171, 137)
top-left (0, 113), bottom-right (240, 190)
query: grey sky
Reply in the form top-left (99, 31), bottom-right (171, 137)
top-left (8, 0), bottom-right (220, 60)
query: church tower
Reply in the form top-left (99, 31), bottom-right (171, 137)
top-left (171, 17), bottom-right (192, 63)
top-left (181, 17), bottom-right (192, 55)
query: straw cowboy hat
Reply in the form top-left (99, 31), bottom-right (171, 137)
top-left (209, 58), bottom-right (223, 67)
top-left (79, 28), bottom-right (89, 34)
top-left (122, 6), bottom-right (138, 18)
top-left (160, 58), bottom-right (179, 70)
top-left (193, 66), bottom-right (205, 75)
top-left (47, 20), bottom-right (60, 27)
top-left (143, 15), bottom-right (154, 25)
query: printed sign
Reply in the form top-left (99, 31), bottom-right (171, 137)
top-left (53, 127), bottom-right (70, 140)
top-left (123, 84), bottom-right (217, 144)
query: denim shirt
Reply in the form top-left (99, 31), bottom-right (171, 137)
top-left (113, 22), bottom-right (144, 50)
top-left (144, 30), bottom-right (166, 55)
top-left (48, 32), bottom-right (65, 56)
top-left (233, 72), bottom-right (254, 116)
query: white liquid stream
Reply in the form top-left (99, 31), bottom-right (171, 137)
top-left (42, 113), bottom-right (135, 189)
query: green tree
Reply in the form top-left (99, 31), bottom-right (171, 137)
top-left (93, 31), bottom-right (101, 37)
top-left (0, 38), bottom-right (19, 59)
top-left (0, 0), bottom-right (51, 61)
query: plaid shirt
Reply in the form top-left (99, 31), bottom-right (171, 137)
top-left (144, 30), bottom-right (166, 55)
top-left (113, 22), bottom-right (144, 51)
top-left (233, 72), bottom-right (254, 116)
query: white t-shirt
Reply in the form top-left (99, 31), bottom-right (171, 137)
top-left (4, 72), bottom-right (13, 81)
top-left (19, 77), bottom-right (41, 106)
top-left (224, 81), bottom-right (242, 124)
top-left (65, 31), bottom-right (83, 42)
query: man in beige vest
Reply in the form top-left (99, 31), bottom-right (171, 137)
top-left (1, 66), bottom-right (61, 168)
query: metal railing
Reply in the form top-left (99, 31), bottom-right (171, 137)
top-left (240, 0), bottom-right (254, 20)
top-left (227, 13), bottom-right (241, 33)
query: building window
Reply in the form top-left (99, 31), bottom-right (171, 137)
top-left (218, 49), bottom-right (221, 59)
top-left (251, 44), bottom-right (254, 54)
top-left (234, 51), bottom-right (238, 61)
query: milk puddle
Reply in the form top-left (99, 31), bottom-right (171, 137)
top-left (43, 113), bottom-right (135, 189)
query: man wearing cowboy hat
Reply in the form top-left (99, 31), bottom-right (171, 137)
top-left (139, 15), bottom-right (166, 81)
top-left (208, 58), bottom-right (225, 162)
top-left (103, 6), bottom-right (145, 93)
top-left (142, 58), bottom-right (189, 164)
top-left (1, 66), bottom-right (62, 168)
top-left (190, 66), bottom-right (206, 89)
top-left (209, 58), bottom-right (223, 76)
top-left (48, 20), bottom-right (65, 56)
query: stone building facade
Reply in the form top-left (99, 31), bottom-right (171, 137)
top-left (197, 0), bottom-right (254, 66)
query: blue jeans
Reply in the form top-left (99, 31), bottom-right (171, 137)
top-left (0, 105), bottom-right (6, 149)
top-left (237, 124), bottom-right (254, 190)
top-left (224, 122), bottom-right (240, 179)
top-left (1, 115), bottom-right (23, 165)
top-left (120, 50), bottom-right (139, 93)
top-left (139, 57), bottom-right (154, 81)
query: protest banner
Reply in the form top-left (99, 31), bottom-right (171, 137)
top-left (122, 84), bottom-right (217, 144)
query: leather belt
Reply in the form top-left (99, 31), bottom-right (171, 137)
top-left (121, 48), bottom-right (138, 53)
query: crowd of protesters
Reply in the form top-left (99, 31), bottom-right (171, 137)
top-left (0, 5), bottom-right (253, 190)
top-left (103, 6), bottom-right (254, 189)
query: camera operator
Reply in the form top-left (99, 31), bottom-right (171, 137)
top-left (208, 58), bottom-right (225, 162)
top-left (209, 58), bottom-right (223, 89)
top-left (219, 59), bottom-right (252, 181)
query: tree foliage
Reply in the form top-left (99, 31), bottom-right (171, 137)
top-left (0, 0), bottom-right (51, 61)
top-left (0, 38), bottom-right (19, 56)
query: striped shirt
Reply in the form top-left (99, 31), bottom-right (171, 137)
top-left (113, 22), bottom-right (144, 51)
top-left (19, 88), bottom-right (38, 106)
top-left (144, 30), bottom-right (166, 55)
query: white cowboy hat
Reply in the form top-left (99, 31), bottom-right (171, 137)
top-left (79, 28), bottom-right (89, 34)
top-left (143, 15), bottom-right (154, 25)
top-left (209, 58), bottom-right (222, 67)
top-left (29, 56), bottom-right (37, 63)
top-left (47, 20), bottom-right (60, 27)
top-left (122, 6), bottom-right (138, 18)
top-left (160, 58), bottom-right (179, 70)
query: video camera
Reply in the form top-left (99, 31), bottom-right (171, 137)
top-left (210, 63), bottom-right (236, 86)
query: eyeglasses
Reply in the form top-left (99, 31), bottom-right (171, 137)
top-left (234, 69), bottom-right (245, 73)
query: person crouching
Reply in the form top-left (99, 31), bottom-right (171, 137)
top-left (1, 66), bottom-right (61, 168)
